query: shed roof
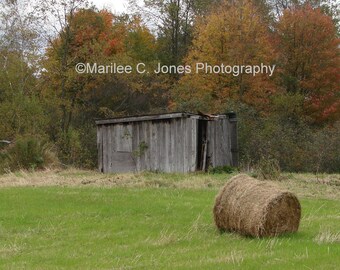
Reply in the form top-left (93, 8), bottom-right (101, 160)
top-left (95, 112), bottom-right (228, 125)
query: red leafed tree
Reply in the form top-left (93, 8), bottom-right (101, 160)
top-left (276, 5), bottom-right (340, 123)
top-left (69, 9), bottom-right (123, 59)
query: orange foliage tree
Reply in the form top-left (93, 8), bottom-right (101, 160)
top-left (42, 8), bottom-right (121, 134)
top-left (173, 0), bottom-right (277, 113)
top-left (276, 5), bottom-right (340, 123)
top-left (43, 9), bottom-right (160, 133)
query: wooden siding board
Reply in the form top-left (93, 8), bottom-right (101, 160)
top-left (180, 119), bottom-right (185, 172)
top-left (161, 121), bottom-right (165, 172)
top-left (139, 121), bottom-right (146, 170)
top-left (206, 119), bottom-right (232, 168)
top-left (173, 119), bottom-right (178, 172)
top-left (213, 122), bottom-right (216, 166)
top-left (109, 125), bottom-right (114, 172)
top-left (182, 118), bottom-right (187, 172)
top-left (101, 126), bottom-right (105, 172)
top-left (175, 118), bottom-right (183, 172)
top-left (209, 121), bottom-right (214, 167)
top-left (132, 123), bottom-right (139, 171)
top-left (173, 119), bottom-right (177, 172)
top-left (115, 124), bottom-right (120, 153)
top-left (107, 125), bottom-right (112, 172)
top-left (152, 121), bottom-right (158, 171)
top-left (218, 120), bottom-right (224, 166)
top-left (190, 118), bottom-right (198, 171)
top-left (169, 119), bottom-right (174, 172)
top-left (97, 125), bottom-right (103, 172)
top-left (139, 122), bottom-right (146, 170)
top-left (149, 122), bottom-right (154, 171)
top-left (164, 121), bottom-right (170, 172)
top-left (188, 118), bottom-right (193, 172)
top-left (113, 125), bottom-right (120, 158)
top-left (185, 118), bottom-right (191, 172)
top-left (158, 121), bottom-right (163, 171)
top-left (216, 120), bottom-right (221, 166)
top-left (103, 125), bottom-right (109, 172)
top-left (206, 121), bottom-right (213, 167)
top-left (158, 121), bottom-right (166, 172)
top-left (189, 119), bottom-right (194, 171)
top-left (146, 121), bottom-right (152, 171)
top-left (95, 112), bottom-right (192, 125)
top-left (145, 121), bottom-right (150, 170)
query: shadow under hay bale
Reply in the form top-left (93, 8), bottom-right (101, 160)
top-left (213, 174), bottom-right (301, 237)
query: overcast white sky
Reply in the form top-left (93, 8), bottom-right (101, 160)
top-left (91, 0), bottom-right (130, 14)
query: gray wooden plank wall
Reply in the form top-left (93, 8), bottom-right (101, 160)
top-left (207, 118), bottom-right (232, 167)
top-left (132, 118), bottom-right (198, 173)
top-left (100, 124), bottom-right (135, 173)
top-left (97, 115), bottom-right (235, 173)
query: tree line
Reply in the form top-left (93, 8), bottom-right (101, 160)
top-left (0, 0), bottom-right (339, 173)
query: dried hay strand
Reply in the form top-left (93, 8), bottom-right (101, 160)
top-left (213, 174), bottom-right (301, 237)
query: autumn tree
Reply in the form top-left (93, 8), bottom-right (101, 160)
top-left (276, 5), bottom-right (340, 123)
top-left (173, 0), bottom-right (277, 113)
top-left (41, 6), bottom-right (126, 164)
top-left (269, 0), bottom-right (339, 21)
top-left (129, 0), bottom-right (225, 66)
top-left (37, 0), bottom-right (91, 135)
top-left (40, 4), bottom-right (169, 164)
top-left (81, 14), bottom-right (168, 119)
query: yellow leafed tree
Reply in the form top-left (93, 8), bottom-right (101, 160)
top-left (173, 0), bottom-right (277, 113)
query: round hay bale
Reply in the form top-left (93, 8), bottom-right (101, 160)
top-left (213, 174), bottom-right (301, 237)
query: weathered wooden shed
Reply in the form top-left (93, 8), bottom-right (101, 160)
top-left (95, 112), bottom-right (238, 173)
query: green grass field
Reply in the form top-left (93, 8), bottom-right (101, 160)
top-left (0, 171), bottom-right (339, 269)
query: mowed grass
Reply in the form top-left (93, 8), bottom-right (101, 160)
top-left (0, 173), bottom-right (339, 269)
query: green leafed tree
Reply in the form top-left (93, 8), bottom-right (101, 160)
top-left (0, 0), bottom-right (47, 140)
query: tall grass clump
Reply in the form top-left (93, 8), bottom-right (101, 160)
top-left (0, 136), bottom-right (59, 173)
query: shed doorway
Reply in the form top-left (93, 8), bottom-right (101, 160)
top-left (197, 120), bottom-right (208, 171)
